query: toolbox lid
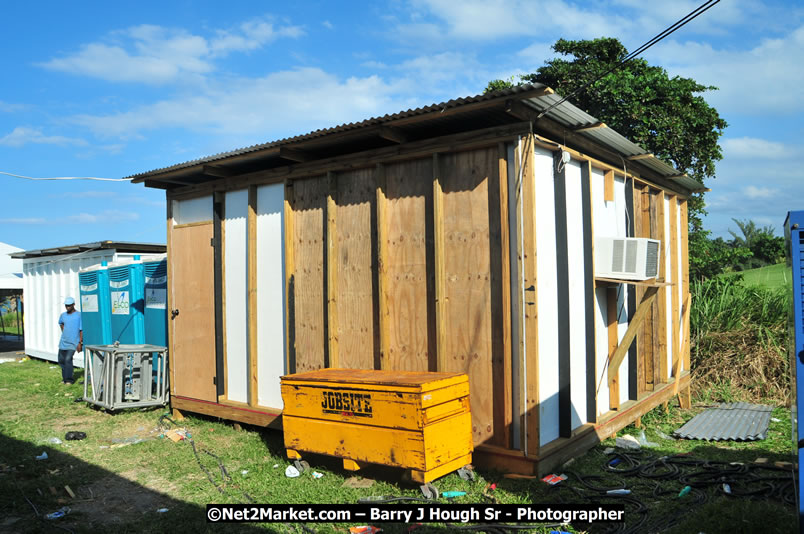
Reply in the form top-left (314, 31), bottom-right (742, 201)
top-left (281, 368), bottom-right (467, 391)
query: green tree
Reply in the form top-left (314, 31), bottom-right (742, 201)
top-left (487, 37), bottom-right (728, 269)
top-left (728, 218), bottom-right (784, 267)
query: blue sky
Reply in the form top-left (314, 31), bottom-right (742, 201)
top-left (1, 0), bottom-right (802, 252)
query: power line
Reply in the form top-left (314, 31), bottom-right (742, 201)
top-left (536, 0), bottom-right (721, 120)
top-left (0, 171), bottom-right (130, 182)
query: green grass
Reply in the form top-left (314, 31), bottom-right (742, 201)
top-left (0, 357), bottom-right (797, 533)
top-left (724, 262), bottom-right (789, 290)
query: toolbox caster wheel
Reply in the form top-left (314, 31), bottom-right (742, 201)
top-left (294, 460), bottom-right (310, 474)
top-left (420, 483), bottom-right (439, 500)
top-left (457, 465), bottom-right (476, 481)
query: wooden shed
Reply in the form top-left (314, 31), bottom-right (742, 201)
top-left (131, 84), bottom-right (699, 475)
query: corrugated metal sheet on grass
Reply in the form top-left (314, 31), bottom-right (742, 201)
top-left (673, 402), bottom-right (772, 441)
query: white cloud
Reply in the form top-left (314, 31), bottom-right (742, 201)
top-left (647, 25), bottom-right (804, 115)
top-left (39, 18), bottom-right (304, 85)
top-left (399, 0), bottom-right (629, 41)
top-left (743, 185), bottom-right (778, 199)
top-left (722, 137), bottom-right (790, 159)
top-left (322, 20), bottom-right (334, 30)
top-left (0, 101), bottom-right (26, 113)
top-left (71, 67), bottom-right (405, 139)
top-left (0, 217), bottom-right (47, 225)
top-left (65, 211), bottom-right (140, 224)
top-left (0, 127), bottom-right (87, 147)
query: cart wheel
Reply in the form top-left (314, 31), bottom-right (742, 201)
top-left (420, 483), bottom-right (439, 500)
top-left (457, 465), bottom-right (476, 481)
top-left (294, 460), bottom-right (310, 474)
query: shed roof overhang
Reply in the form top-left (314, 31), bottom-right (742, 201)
top-left (11, 241), bottom-right (166, 259)
top-left (129, 84), bottom-right (704, 195)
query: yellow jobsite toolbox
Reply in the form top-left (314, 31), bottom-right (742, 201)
top-left (280, 368), bottom-right (472, 483)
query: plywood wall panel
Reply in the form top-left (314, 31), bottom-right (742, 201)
top-left (440, 148), bottom-right (495, 446)
top-left (384, 158), bottom-right (435, 372)
top-left (335, 168), bottom-right (377, 370)
top-left (292, 176), bottom-right (328, 372)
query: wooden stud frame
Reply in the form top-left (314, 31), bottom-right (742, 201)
top-left (326, 171), bottom-right (339, 368)
top-left (375, 164), bottom-right (390, 370)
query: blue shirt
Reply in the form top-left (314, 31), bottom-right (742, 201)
top-left (58, 311), bottom-right (82, 350)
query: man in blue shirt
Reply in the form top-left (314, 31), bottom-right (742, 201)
top-left (58, 297), bottom-right (83, 385)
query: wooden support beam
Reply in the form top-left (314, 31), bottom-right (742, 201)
top-left (203, 165), bottom-right (235, 178)
top-left (433, 153), bottom-right (447, 372)
top-left (280, 147), bottom-right (313, 163)
top-left (680, 199), bottom-right (691, 378)
top-left (604, 169), bottom-right (614, 202)
top-left (607, 286), bottom-right (659, 384)
top-left (673, 293), bottom-right (691, 395)
top-left (574, 121), bottom-right (606, 132)
top-left (284, 181), bottom-right (296, 374)
top-left (607, 287), bottom-right (619, 411)
top-left (512, 141), bottom-right (526, 452)
top-left (497, 142), bottom-right (513, 449)
top-left (666, 174), bottom-right (689, 180)
top-left (247, 185), bottom-right (258, 406)
top-left (651, 190), bottom-right (667, 385)
top-left (375, 164), bottom-right (389, 370)
top-left (326, 171), bottom-right (339, 368)
top-left (626, 153), bottom-right (654, 161)
top-left (378, 126), bottom-right (408, 144)
top-left (521, 134), bottom-right (539, 457)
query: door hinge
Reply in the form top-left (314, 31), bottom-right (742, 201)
top-left (210, 237), bottom-right (214, 247)
top-left (213, 376), bottom-right (217, 386)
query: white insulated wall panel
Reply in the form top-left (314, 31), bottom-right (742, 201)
top-left (173, 196), bottom-right (213, 225)
top-left (591, 167), bottom-right (612, 414)
top-left (256, 183), bottom-right (286, 409)
top-left (564, 160), bottom-right (588, 430)
top-left (533, 146), bottom-right (560, 446)
top-left (224, 190), bottom-right (249, 404)
top-left (664, 196), bottom-right (673, 381)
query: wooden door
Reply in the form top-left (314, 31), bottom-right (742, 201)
top-left (171, 222), bottom-right (216, 401)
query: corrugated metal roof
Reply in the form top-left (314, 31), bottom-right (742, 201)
top-left (673, 403), bottom-right (773, 441)
top-left (127, 84), bottom-right (703, 193)
top-left (11, 241), bottom-right (166, 259)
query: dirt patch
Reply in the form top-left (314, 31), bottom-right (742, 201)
top-left (69, 472), bottom-right (178, 525)
top-left (53, 415), bottom-right (101, 432)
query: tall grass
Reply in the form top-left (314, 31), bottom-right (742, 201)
top-left (690, 276), bottom-right (790, 403)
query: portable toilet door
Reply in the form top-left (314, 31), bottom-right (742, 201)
top-left (108, 259), bottom-right (145, 344)
top-left (78, 265), bottom-right (111, 346)
top-left (143, 259), bottom-right (168, 347)
top-left (786, 210), bottom-right (804, 532)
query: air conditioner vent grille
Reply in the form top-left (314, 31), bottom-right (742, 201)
top-left (625, 240), bottom-right (638, 273)
top-left (612, 239), bottom-right (624, 272)
top-left (645, 241), bottom-right (659, 277)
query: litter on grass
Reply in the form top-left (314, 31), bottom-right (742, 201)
top-left (542, 474), bottom-right (567, 485)
top-left (616, 435), bottom-right (641, 450)
top-left (45, 507), bottom-right (70, 519)
top-left (312, 471), bottom-right (324, 479)
top-left (35, 452), bottom-right (48, 460)
top-left (157, 508), bottom-right (169, 513)
top-left (285, 465), bottom-right (300, 478)
top-left (350, 527), bottom-right (382, 534)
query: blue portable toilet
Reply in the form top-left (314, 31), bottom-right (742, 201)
top-left (143, 258), bottom-right (168, 347)
top-left (78, 263), bottom-right (112, 346)
top-left (108, 257), bottom-right (145, 344)
top-left (785, 210), bottom-right (804, 532)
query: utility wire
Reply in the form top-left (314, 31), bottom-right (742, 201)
top-left (536, 0), bottom-right (721, 120)
top-left (0, 171), bottom-right (130, 182)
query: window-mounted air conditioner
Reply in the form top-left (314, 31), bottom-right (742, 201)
top-left (595, 237), bottom-right (660, 281)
